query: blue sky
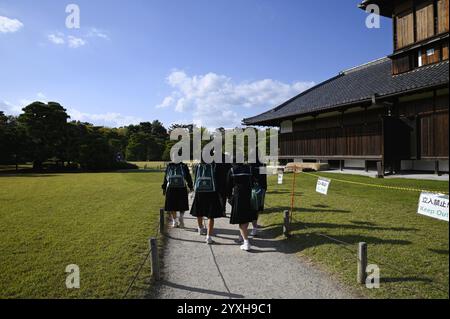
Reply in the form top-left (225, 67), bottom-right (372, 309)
top-left (0, 0), bottom-right (392, 128)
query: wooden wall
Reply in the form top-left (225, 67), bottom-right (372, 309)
top-left (394, 0), bottom-right (449, 50)
top-left (280, 91), bottom-right (449, 161)
top-left (398, 91), bottom-right (449, 159)
top-left (279, 108), bottom-right (385, 158)
top-left (416, 0), bottom-right (435, 41)
top-left (438, 0), bottom-right (450, 34)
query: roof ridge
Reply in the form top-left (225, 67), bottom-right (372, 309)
top-left (341, 56), bottom-right (389, 75)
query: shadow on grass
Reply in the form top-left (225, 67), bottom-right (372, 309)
top-left (380, 277), bottom-right (433, 284)
top-left (292, 222), bottom-right (418, 232)
top-left (116, 169), bottom-right (163, 174)
top-left (267, 191), bottom-right (304, 195)
top-left (250, 214), bottom-right (413, 258)
top-left (428, 248), bottom-right (449, 255)
top-left (0, 173), bottom-right (62, 178)
top-left (264, 206), bottom-right (351, 214)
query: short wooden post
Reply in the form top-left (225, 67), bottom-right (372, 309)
top-left (435, 161), bottom-right (440, 176)
top-left (150, 238), bottom-right (160, 281)
top-left (357, 242), bottom-right (367, 284)
top-left (283, 210), bottom-right (291, 238)
top-left (159, 208), bottom-right (165, 234)
top-left (376, 161), bottom-right (384, 178)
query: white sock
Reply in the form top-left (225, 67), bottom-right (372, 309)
top-left (244, 240), bottom-right (249, 245)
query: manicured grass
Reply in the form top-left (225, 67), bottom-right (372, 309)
top-left (130, 162), bottom-right (167, 170)
top-left (0, 171), bottom-right (165, 299)
top-left (261, 172), bottom-right (449, 299)
top-left (0, 164), bottom-right (33, 172)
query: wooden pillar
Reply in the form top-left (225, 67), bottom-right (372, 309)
top-left (357, 242), bottom-right (368, 284)
top-left (365, 160), bottom-right (369, 173)
top-left (435, 160), bottom-right (440, 176)
top-left (340, 160), bottom-right (344, 171)
top-left (377, 161), bottom-right (384, 178)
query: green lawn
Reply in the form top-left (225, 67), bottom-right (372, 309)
top-left (1, 168), bottom-right (448, 299)
top-left (0, 171), bottom-right (164, 299)
top-left (261, 172), bottom-right (449, 299)
top-left (130, 161), bottom-right (167, 170)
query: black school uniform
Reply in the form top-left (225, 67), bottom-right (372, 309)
top-left (226, 164), bottom-right (257, 225)
top-left (161, 163), bottom-right (193, 212)
top-left (190, 163), bottom-right (226, 219)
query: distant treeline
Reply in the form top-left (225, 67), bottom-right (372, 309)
top-left (0, 102), bottom-right (180, 171)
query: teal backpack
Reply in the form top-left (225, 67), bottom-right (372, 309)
top-left (194, 163), bottom-right (216, 193)
top-left (251, 183), bottom-right (264, 211)
top-left (166, 164), bottom-right (186, 189)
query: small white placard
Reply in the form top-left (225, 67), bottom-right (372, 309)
top-left (417, 192), bottom-right (449, 222)
top-left (278, 173), bottom-right (284, 185)
top-left (316, 177), bottom-right (331, 195)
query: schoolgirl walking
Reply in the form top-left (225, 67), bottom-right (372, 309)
top-left (162, 162), bottom-right (193, 228)
top-left (190, 160), bottom-right (226, 244)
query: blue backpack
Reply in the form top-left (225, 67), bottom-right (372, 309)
top-left (166, 164), bottom-right (186, 189)
top-left (194, 163), bottom-right (216, 193)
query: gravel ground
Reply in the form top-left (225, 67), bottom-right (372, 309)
top-left (153, 202), bottom-right (355, 299)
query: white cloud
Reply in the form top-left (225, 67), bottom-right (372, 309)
top-left (1, 96), bottom-right (142, 127)
top-left (68, 109), bottom-right (143, 127)
top-left (47, 27), bottom-right (108, 48)
top-left (37, 92), bottom-right (47, 99)
top-left (0, 16), bottom-right (23, 33)
top-left (157, 70), bottom-right (315, 128)
top-left (87, 27), bottom-right (110, 40)
top-left (0, 92), bottom-right (50, 116)
top-left (48, 33), bottom-right (65, 45)
top-left (67, 36), bottom-right (86, 48)
top-left (0, 100), bottom-right (22, 115)
top-left (156, 96), bottom-right (175, 109)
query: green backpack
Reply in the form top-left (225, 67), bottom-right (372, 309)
top-left (166, 164), bottom-right (186, 189)
top-left (194, 163), bottom-right (216, 193)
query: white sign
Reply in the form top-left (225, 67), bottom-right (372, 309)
top-left (278, 173), bottom-right (284, 185)
top-left (316, 177), bottom-right (331, 195)
top-left (417, 192), bottom-right (449, 222)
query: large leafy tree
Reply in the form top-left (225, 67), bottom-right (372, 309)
top-left (19, 102), bottom-right (69, 169)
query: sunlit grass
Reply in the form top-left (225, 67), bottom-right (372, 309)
top-left (260, 172), bottom-right (449, 299)
top-left (0, 171), bottom-right (164, 299)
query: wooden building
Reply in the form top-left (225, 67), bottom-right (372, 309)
top-left (244, 0), bottom-right (449, 175)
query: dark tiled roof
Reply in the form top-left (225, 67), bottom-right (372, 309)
top-left (243, 58), bottom-right (449, 125)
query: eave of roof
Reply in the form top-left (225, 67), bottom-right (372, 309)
top-left (358, 0), bottom-right (394, 17)
top-left (243, 58), bottom-right (449, 126)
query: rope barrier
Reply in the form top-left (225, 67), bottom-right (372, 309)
top-left (301, 171), bottom-right (449, 194)
top-left (122, 214), bottom-right (162, 299)
top-left (267, 172), bottom-right (449, 297)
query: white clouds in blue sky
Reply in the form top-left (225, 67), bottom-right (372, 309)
top-left (1, 93), bottom-right (142, 128)
top-left (0, 15), bottom-right (23, 33)
top-left (46, 27), bottom-right (108, 49)
top-left (157, 70), bottom-right (315, 128)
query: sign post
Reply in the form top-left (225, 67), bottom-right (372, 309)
top-left (417, 192), bottom-right (449, 222)
top-left (278, 172), bottom-right (284, 185)
top-left (316, 177), bottom-right (331, 195)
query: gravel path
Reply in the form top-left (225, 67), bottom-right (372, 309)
top-left (153, 201), bottom-right (355, 299)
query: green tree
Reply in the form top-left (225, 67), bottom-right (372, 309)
top-left (18, 102), bottom-right (69, 169)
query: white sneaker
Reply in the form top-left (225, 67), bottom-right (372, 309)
top-left (198, 227), bottom-right (207, 236)
top-left (250, 228), bottom-right (258, 237)
top-left (240, 241), bottom-right (251, 251)
top-left (171, 220), bottom-right (179, 228)
top-left (206, 237), bottom-right (214, 245)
